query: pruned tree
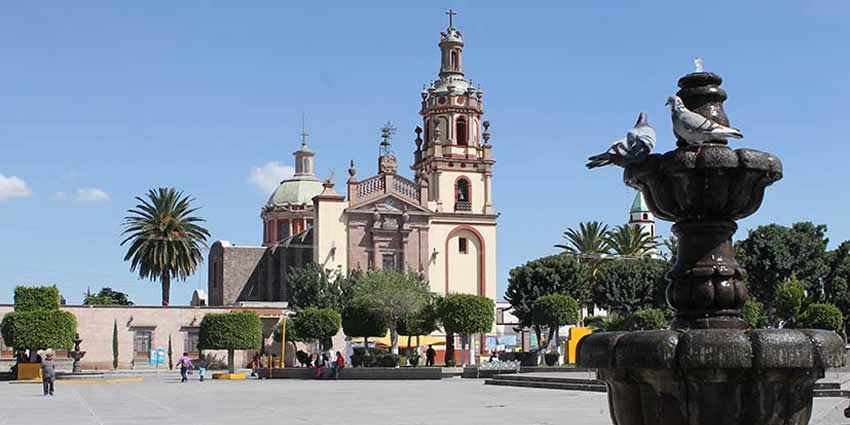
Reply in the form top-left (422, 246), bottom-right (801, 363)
top-left (437, 294), bottom-right (494, 366)
top-left (84, 287), bottom-right (134, 305)
top-left (342, 301), bottom-right (387, 350)
top-left (1, 286), bottom-right (77, 362)
top-left (592, 258), bottom-right (667, 315)
top-left (349, 269), bottom-right (431, 354)
top-left (505, 255), bottom-right (588, 350)
top-left (291, 308), bottom-right (342, 350)
top-left (199, 311), bottom-right (262, 373)
top-left (532, 294), bottom-right (579, 354)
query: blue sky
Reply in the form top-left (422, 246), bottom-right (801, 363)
top-left (2, 1), bottom-right (849, 305)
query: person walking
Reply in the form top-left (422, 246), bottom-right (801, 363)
top-left (41, 350), bottom-right (56, 396)
top-left (333, 352), bottom-right (345, 379)
top-left (177, 352), bottom-right (194, 383)
top-left (425, 345), bottom-right (436, 367)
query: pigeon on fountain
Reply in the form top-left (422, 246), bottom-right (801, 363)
top-left (586, 112), bottom-right (656, 169)
top-left (666, 95), bottom-right (743, 146)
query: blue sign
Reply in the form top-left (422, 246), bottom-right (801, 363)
top-left (149, 348), bottom-right (166, 365)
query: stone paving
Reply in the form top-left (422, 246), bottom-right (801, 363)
top-left (2, 375), bottom-right (848, 425)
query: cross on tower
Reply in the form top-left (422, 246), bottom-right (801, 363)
top-left (446, 9), bottom-right (456, 29)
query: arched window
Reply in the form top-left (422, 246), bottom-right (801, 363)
top-left (456, 117), bottom-right (467, 145)
top-left (302, 158), bottom-right (310, 174)
top-left (455, 177), bottom-right (471, 211)
top-left (424, 120), bottom-right (430, 145)
top-left (643, 213), bottom-right (648, 220)
top-left (451, 51), bottom-right (458, 70)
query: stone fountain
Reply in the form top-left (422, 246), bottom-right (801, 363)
top-left (577, 70), bottom-right (845, 425)
top-left (69, 333), bottom-right (86, 373)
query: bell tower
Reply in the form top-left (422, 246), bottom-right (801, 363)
top-left (412, 10), bottom-right (495, 215)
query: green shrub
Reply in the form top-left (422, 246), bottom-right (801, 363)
top-left (1, 310), bottom-right (77, 350)
top-left (292, 308), bottom-right (341, 348)
top-left (742, 299), bottom-right (766, 328)
top-left (198, 311), bottom-right (262, 350)
top-left (374, 352), bottom-right (400, 367)
top-left (626, 308), bottom-right (668, 330)
top-left (776, 277), bottom-right (808, 327)
top-left (802, 303), bottom-right (843, 331)
top-left (445, 358), bottom-right (457, 367)
top-left (13, 285), bottom-right (60, 312)
top-left (544, 351), bottom-right (559, 366)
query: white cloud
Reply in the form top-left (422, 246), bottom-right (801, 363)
top-left (249, 161), bottom-right (295, 193)
top-left (55, 192), bottom-right (67, 199)
top-left (0, 173), bottom-right (32, 202)
top-left (76, 187), bottom-right (111, 201)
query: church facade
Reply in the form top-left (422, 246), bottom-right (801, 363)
top-left (208, 17), bottom-right (497, 306)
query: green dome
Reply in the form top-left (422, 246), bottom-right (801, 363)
top-left (266, 175), bottom-right (324, 206)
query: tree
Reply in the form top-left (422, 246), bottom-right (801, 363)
top-left (121, 187), bottom-right (210, 306)
top-left (605, 224), bottom-right (660, 258)
top-left (736, 222), bottom-right (829, 319)
top-left (1, 286), bottom-right (77, 361)
top-left (398, 297), bottom-right (440, 353)
top-left (592, 258), bottom-right (667, 315)
top-left (505, 255), bottom-right (588, 350)
top-left (555, 221), bottom-right (610, 256)
top-left (350, 269), bottom-right (431, 354)
top-left (532, 294), bottom-right (579, 355)
top-left (660, 235), bottom-right (679, 263)
top-left (287, 263), bottom-right (343, 311)
top-left (824, 241), bottom-right (850, 335)
top-left (742, 300), bottom-right (766, 328)
top-left (437, 294), bottom-right (494, 366)
top-left (291, 308), bottom-right (341, 350)
top-left (112, 320), bottom-right (119, 369)
top-left (341, 301), bottom-right (387, 350)
top-left (626, 308), bottom-right (668, 330)
top-left (199, 311), bottom-right (262, 373)
top-left (801, 304), bottom-right (843, 332)
top-left (775, 276), bottom-right (808, 327)
top-left (167, 335), bottom-right (174, 370)
top-left (84, 287), bottom-right (134, 305)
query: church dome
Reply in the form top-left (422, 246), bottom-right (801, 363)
top-left (266, 174), bottom-right (324, 207)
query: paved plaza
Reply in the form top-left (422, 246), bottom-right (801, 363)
top-left (2, 375), bottom-right (850, 425)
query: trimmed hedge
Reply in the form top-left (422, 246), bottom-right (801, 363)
top-left (292, 308), bottom-right (341, 342)
top-left (438, 294), bottom-right (494, 335)
top-left (198, 311), bottom-right (262, 350)
top-left (14, 285), bottom-right (61, 312)
top-left (374, 352), bottom-right (400, 367)
top-left (1, 310), bottom-right (77, 350)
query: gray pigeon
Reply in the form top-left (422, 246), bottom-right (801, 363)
top-left (587, 112), bottom-right (656, 169)
top-left (666, 95), bottom-right (743, 145)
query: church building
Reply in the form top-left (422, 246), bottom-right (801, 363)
top-left (208, 14), bottom-right (498, 306)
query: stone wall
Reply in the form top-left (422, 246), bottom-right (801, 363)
top-left (0, 305), bottom-right (285, 370)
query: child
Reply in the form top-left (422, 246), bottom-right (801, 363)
top-left (41, 350), bottom-right (56, 396)
top-left (198, 366), bottom-right (206, 382)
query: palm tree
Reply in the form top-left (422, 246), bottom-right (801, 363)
top-left (121, 188), bottom-right (210, 306)
top-left (555, 221), bottom-right (611, 258)
top-left (605, 224), bottom-right (660, 258)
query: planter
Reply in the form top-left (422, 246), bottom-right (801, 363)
top-left (17, 363), bottom-right (41, 380)
top-left (212, 373), bottom-right (246, 380)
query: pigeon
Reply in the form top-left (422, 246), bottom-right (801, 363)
top-left (666, 95), bottom-right (743, 146)
top-left (586, 112), bottom-right (656, 169)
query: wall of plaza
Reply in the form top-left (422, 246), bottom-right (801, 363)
top-left (0, 304), bottom-right (287, 370)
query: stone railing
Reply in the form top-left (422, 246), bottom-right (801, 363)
top-left (350, 174), bottom-right (421, 205)
top-left (356, 175), bottom-right (385, 200)
top-left (393, 175), bottom-right (419, 201)
top-left (455, 201), bottom-right (472, 212)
